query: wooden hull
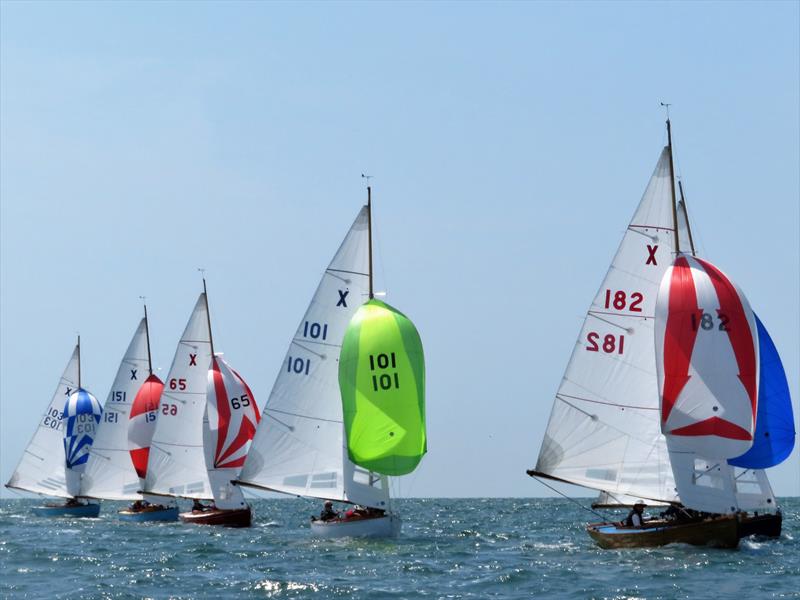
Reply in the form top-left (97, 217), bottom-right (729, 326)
top-left (179, 506), bottom-right (252, 528)
top-left (587, 515), bottom-right (740, 549)
top-left (310, 514), bottom-right (401, 538)
top-left (118, 506), bottom-right (179, 522)
top-left (739, 512), bottom-right (781, 539)
top-left (32, 503), bottom-right (100, 518)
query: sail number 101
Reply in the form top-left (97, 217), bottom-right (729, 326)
top-left (370, 352), bottom-right (400, 391)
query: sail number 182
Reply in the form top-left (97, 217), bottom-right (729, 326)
top-left (586, 332), bottom-right (625, 354)
top-left (603, 289), bottom-right (643, 312)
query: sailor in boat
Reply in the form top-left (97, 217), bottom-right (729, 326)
top-left (317, 500), bottom-right (339, 522)
top-left (623, 502), bottom-right (647, 528)
top-left (192, 499), bottom-right (213, 513)
top-left (342, 505), bottom-right (385, 521)
top-left (659, 503), bottom-right (682, 522)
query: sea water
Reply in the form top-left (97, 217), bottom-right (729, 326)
top-left (1, 497), bottom-right (798, 599)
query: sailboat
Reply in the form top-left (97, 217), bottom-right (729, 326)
top-left (528, 118), bottom-right (794, 549)
top-left (81, 305), bottom-right (178, 521)
top-left (6, 338), bottom-right (103, 517)
top-left (143, 281), bottom-right (256, 527)
top-left (237, 186), bottom-right (426, 538)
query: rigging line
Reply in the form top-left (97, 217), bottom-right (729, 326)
top-left (557, 396), bottom-right (595, 419)
top-left (325, 271), bottom-right (351, 284)
top-left (531, 475), bottom-right (607, 520)
top-left (588, 309), bottom-right (654, 320)
top-left (291, 338), bottom-right (342, 350)
top-left (556, 393), bottom-right (658, 412)
top-left (586, 312), bottom-right (633, 331)
top-left (555, 387), bottom-right (663, 447)
top-left (327, 268), bottom-right (369, 277)
top-left (266, 407), bottom-right (343, 424)
top-left (290, 340), bottom-right (327, 359)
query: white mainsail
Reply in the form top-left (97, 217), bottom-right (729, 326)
top-left (6, 344), bottom-right (79, 499)
top-left (81, 318), bottom-right (151, 500)
top-left (144, 294), bottom-right (213, 499)
top-left (533, 147), bottom-right (679, 504)
top-left (238, 206), bottom-right (390, 508)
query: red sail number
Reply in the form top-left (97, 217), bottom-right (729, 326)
top-left (604, 290), bottom-right (643, 312)
top-left (586, 332), bottom-right (625, 354)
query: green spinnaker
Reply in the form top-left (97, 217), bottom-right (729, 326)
top-left (338, 299), bottom-right (426, 476)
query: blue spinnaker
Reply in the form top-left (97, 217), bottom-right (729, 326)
top-left (728, 314), bottom-right (795, 469)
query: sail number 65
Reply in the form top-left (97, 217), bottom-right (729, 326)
top-left (586, 332), bottom-right (625, 354)
top-left (230, 394), bottom-right (251, 410)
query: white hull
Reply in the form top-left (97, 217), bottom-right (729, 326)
top-left (310, 514), bottom-right (401, 538)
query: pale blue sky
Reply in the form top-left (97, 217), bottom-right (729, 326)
top-left (1, 1), bottom-right (798, 498)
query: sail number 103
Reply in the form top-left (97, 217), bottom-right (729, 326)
top-left (586, 332), bottom-right (625, 354)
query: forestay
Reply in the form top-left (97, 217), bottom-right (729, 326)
top-left (82, 318), bottom-right (153, 500)
top-left (203, 355), bottom-right (259, 509)
top-left (63, 389), bottom-right (102, 497)
top-left (144, 294), bottom-right (213, 499)
top-left (238, 206), bottom-right (390, 509)
top-left (534, 147), bottom-right (679, 504)
top-left (6, 345), bottom-right (80, 498)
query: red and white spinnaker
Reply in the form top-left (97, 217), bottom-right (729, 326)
top-left (656, 255), bottom-right (759, 461)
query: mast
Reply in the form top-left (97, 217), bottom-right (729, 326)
top-left (202, 277), bottom-right (216, 356)
top-left (367, 186), bottom-right (374, 300)
top-left (666, 118), bottom-right (681, 252)
top-left (77, 334), bottom-right (81, 390)
top-left (142, 300), bottom-right (153, 375)
top-left (677, 179), bottom-right (697, 256)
